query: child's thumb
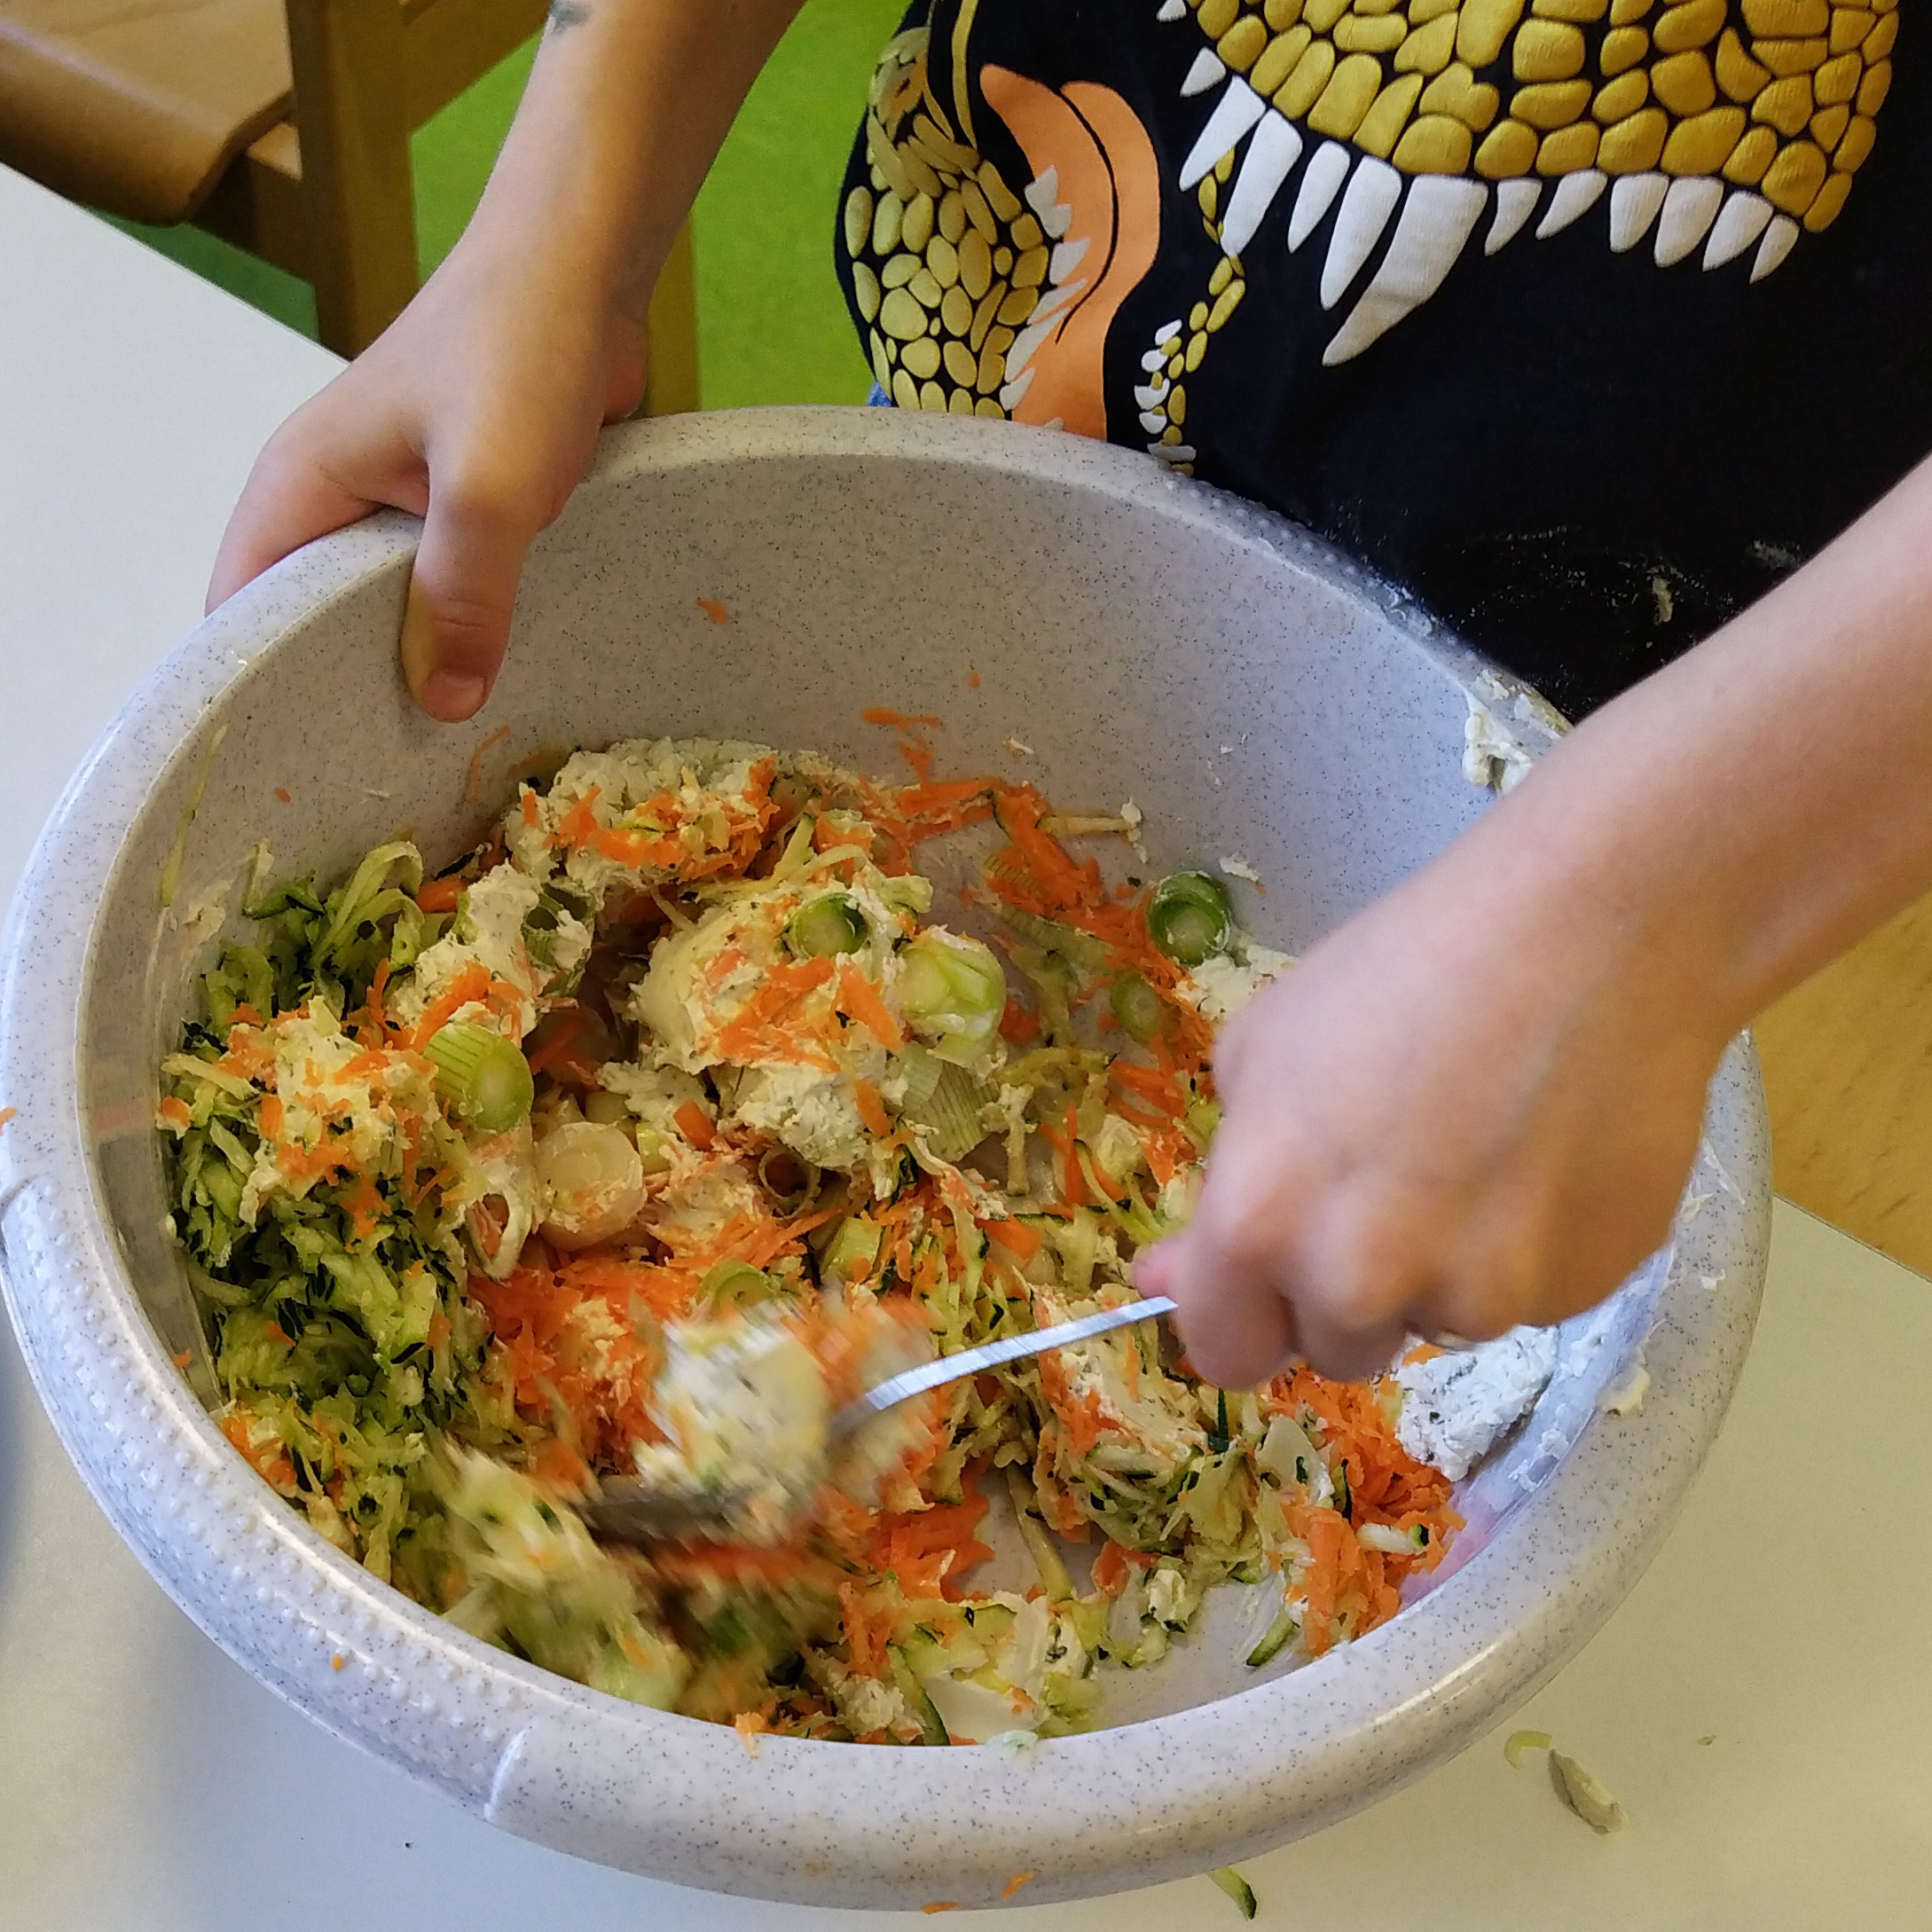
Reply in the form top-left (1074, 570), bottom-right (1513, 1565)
top-left (400, 478), bottom-right (543, 721)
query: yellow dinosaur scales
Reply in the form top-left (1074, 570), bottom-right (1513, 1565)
top-left (844, 0), bottom-right (1897, 468)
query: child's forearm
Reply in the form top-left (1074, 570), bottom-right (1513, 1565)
top-left (1149, 461), bottom-right (1932, 1382)
top-left (470, 0), bottom-right (807, 315)
top-left (1463, 452), bottom-right (1932, 1041)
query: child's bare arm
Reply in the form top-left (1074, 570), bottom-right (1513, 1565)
top-left (207, 0), bottom-right (804, 719)
top-left (1145, 451), bottom-right (1932, 1383)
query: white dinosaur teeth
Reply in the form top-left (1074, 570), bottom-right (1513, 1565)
top-left (1485, 179), bottom-right (1540, 255)
top-left (999, 367), bottom-right (1036, 411)
top-left (1703, 192), bottom-right (1774, 270)
top-left (1654, 177), bottom-right (1723, 266)
top-left (1024, 171), bottom-right (1073, 240)
top-left (1155, 319), bottom-right (1182, 346)
top-left (1140, 409), bottom-right (1167, 434)
top-left (1751, 213), bottom-right (1800, 281)
top-left (1157, 0), bottom-right (1186, 18)
top-left (1150, 441), bottom-right (1198, 464)
top-left (1179, 78), bottom-right (1267, 190)
top-left (1028, 280), bottom-right (1083, 326)
top-left (1049, 238), bottom-right (1090, 280)
top-left (1218, 109), bottom-right (1304, 259)
top-left (1134, 381), bottom-right (1168, 407)
top-left (1181, 49), bottom-right (1228, 98)
top-left (1608, 174), bottom-right (1669, 253)
top-left (1536, 169), bottom-right (1606, 240)
top-left (1140, 348), bottom-right (1168, 373)
top-left (1323, 177), bottom-right (1488, 365)
top-left (1288, 142), bottom-right (1350, 251)
top-left (1320, 158), bottom-right (1402, 309)
top-left (1004, 315), bottom-right (1059, 381)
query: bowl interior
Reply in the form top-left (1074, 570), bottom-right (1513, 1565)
top-left (83, 412), bottom-right (1675, 1732)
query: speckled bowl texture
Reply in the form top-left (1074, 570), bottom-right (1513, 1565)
top-left (0, 410), bottom-right (1768, 1909)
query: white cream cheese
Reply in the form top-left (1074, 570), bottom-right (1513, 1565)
top-left (629, 1317), bottom-right (831, 1543)
top-left (507, 736), bottom-right (775, 907)
top-left (728, 1062), bottom-right (870, 1173)
top-left (390, 862), bottom-right (587, 1041)
top-left (1394, 1327), bottom-right (1559, 1481)
top-left (1174, 936), bottom-right (1293, 1024)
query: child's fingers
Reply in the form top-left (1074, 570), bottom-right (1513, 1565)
top-left (206, 436), bottom-right (381, 615)
top-left (1149, 1144), bottom-right (1422, 1386)
top-left (402, 467), bottom-right (552, 721)
top-left (1139, 1229), bottom-right (1299, 1389)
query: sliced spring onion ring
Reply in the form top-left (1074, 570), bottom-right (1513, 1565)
top-left (896, 931), bottom-right (1006, 1063)
top-left (701, 1259), bottom-right (772, 1309)
top-left (425, 1021), bottom-right (534, 1133)
top-left (786, 893), bottom-right (869, 957)
top-left (1148, 870), bottom-right (1232, 966)
top-left (1109, 971), bottom-right (1166, 1043)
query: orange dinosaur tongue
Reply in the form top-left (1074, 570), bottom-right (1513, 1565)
top-left (978, 67), bottom-right (1162, 440)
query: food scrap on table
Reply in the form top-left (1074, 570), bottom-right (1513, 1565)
top-left (1209, 1865), bottom-right (1259, 1918)
top-left (1507, 1730), bottom-right (1628, 1834)
top-left (1549, 1750), bottom-right (1629, 1834)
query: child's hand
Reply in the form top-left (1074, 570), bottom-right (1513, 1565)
top-left (205, 0), bottom-right (807, 721)
top-left (208, 230), bottom-right (648, 721)
top-left (1138, 823), bottom-right (1728, 1386)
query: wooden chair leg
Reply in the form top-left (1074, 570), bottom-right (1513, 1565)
top-left (641, 221), bottom-right (701, 416)
top-left (284, 0), bottom-right (420, 356)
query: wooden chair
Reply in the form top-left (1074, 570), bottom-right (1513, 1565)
top-left (0, 0), bottom-right (699, 408)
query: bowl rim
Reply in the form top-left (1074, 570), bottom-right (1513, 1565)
top-left (0, 408), bottom-right (1770, 1908)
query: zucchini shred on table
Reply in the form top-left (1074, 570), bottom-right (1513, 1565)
top-left (156, 730), bottom-right (1463, 1743)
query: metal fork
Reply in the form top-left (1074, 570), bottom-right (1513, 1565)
top-left (578, 1293), bottom-right (1179, 1547)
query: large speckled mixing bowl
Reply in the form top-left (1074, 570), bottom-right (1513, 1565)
top-left (0, 409), bottom-right (1767, 1909)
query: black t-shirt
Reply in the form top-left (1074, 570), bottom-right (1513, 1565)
top-left (836, 0), bottom-right (1927, 715)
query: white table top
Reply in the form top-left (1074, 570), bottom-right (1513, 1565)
top-left (3, 163), bottom-right (1927, 1929)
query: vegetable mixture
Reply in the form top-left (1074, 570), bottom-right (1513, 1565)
top-left (159, 732), bottom-right (1472, 1742)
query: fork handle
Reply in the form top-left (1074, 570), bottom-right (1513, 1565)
top-left (829, 1294), bottom-right (1179, 1441)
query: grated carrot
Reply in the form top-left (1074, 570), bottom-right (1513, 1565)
top-left (414, 874), bottom-right (465, 915)
top-left (407, 961), bottom-right (493, 1048)
top-left (983, 1216), bottom-right (1041, 1261)
top-left (836, 962), bottom-right (905, 1050)
top-left (467, 724), bottom-right (511, 803)
top-left (852, 1078), bottom-right (891, 1139)
top-left (549, 785), bottom-right (605, 853)
top-left (999, 996), bottom-right (1039, 1043)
